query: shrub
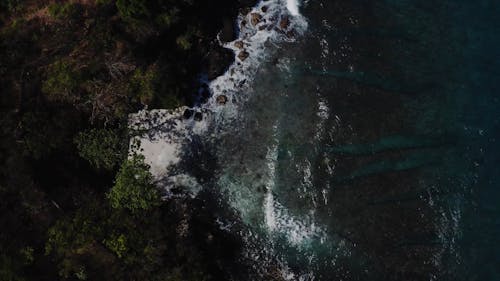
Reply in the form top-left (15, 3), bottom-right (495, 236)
top-left (128, 66), bottom-right (158, 105)
top-left (42, 60), bottom-right (81, 103)
top-left (107, 154), bottom-right (160, 214)
top-left (74, 128), bottom-right (126, 171)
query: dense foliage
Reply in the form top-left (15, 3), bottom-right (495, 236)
top-left (0, 0), bottom-right (257, 280)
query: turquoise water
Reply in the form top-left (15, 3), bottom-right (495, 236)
top-left (187, 0), bottom-right (500, 280)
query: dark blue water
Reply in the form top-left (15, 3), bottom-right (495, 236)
top-left (190, 1), bottom-right (500, 280)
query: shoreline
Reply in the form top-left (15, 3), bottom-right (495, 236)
top-left (129, 0), bottom-right (308, 194)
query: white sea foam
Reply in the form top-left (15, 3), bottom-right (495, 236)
top-left (129, 0), bottom-right (308, 197)
top-left (286, 0), bottom-right (300, 16)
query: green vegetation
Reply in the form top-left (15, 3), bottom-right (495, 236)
top-left (42, 60), bottom-right (82, 103)
top-left (48, 2), bottom-right (80, 19)
top-left (0, 0), bottom-right (258, 280)
top-left (74, 128), bottom-right (127, 170)
top-left (129, 66), bottom-right (158, 105)
top-left (108, 154), bottom-right (160, 213)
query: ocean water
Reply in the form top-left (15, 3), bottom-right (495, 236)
top-left (132, 0), bottom-right (500, 280)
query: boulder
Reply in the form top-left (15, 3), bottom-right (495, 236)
top-left (216, 95), bottom-right (228, 105)
top-left (234, 41), bottom-right (244, 49)
top-left (238, 50), bottom-right (250, 61)
top-left (261, 6), bottom-right (268, 13)
top-left (250, 13), bottom-right (262, 26)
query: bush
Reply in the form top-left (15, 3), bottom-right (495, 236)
top-left (74, 128), bottom-right (126, 171)
top-left (107, 154), bottom-right (160, 214)
top-left (48, 2), bottom-right (81, 19)
top-left (115, 0), bottom-right (150, 21)
top-left (42, 60), bottom-right (81, 103)
top-left (128, 66), bottom-right (158, 105)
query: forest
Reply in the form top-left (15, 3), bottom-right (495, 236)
top-left (0, 0), bottom-right (260, 280)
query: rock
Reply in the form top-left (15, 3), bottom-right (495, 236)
top-left (261, 6), bottom-right (268, 13)
top-left (234, 41), bottom-right (244, 49)
top-left (216, 95), bottom-right (228, 105)
top-left (206, 45), bottom-right (234, 80)
top-left (238, 50), bottom-right (250, 61)
top-left (250, 13), bottom-right (262, 26)
top-left (259, 25), bottom-right (268, 30)
top-left (279, 16), bottom-right (290, 29)
top-left (219, 18), bottom-right (236, 43)
top-left (194, 112), bottom-right (203, 121)
top-left (183, 109), bottom-right (194, 119)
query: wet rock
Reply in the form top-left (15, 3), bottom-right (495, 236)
top-left (250, 13), bottom-right (262, 26)
top-left (279, 16), bottom-right (290, 29)
top-left (216, 95), bottom-right (228, 105)
top-left (259, 25), bottom-right (268, 30)
top-left (238, 50), bottom-right (250, 61)
top-left (194, 112), bottom-right (203, 121)
top-left (234, 41), bottom-right (244, 49)
top-left (183, 109), bottom-right (194, 119)
top-left (261, 6), bottom-right (268, 13)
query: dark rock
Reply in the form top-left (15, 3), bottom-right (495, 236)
top-left (259, 25), bottom-right (268, 30)
top-left (238, 50), bottom-right (250, 61)
top-left (206, 45), bottom-right (234, 80)
top-left (194, 112), bottom-right (203, 121)
top-left (183, 109), bottom-right (194, 119)
top-left (219, 18), bottom-right (237, 43)
top-left (279, 16), bottom-right (290, 29)
top-left (261, 6), bottom-right (268, 13)
top-left (216, 95), bottom-right (228, 105)
top-left (250, 13), bottom-right (262, 26)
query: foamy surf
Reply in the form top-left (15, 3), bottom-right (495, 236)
top-left (129, 0), bottom-right (308, 196)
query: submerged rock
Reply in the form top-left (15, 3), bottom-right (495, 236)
top-left (194, 112), bottom-right (203, 121)
top-left (183, 109), bottom-right (194, 119)
top-left (279, 16), bottom-right (290, 29)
